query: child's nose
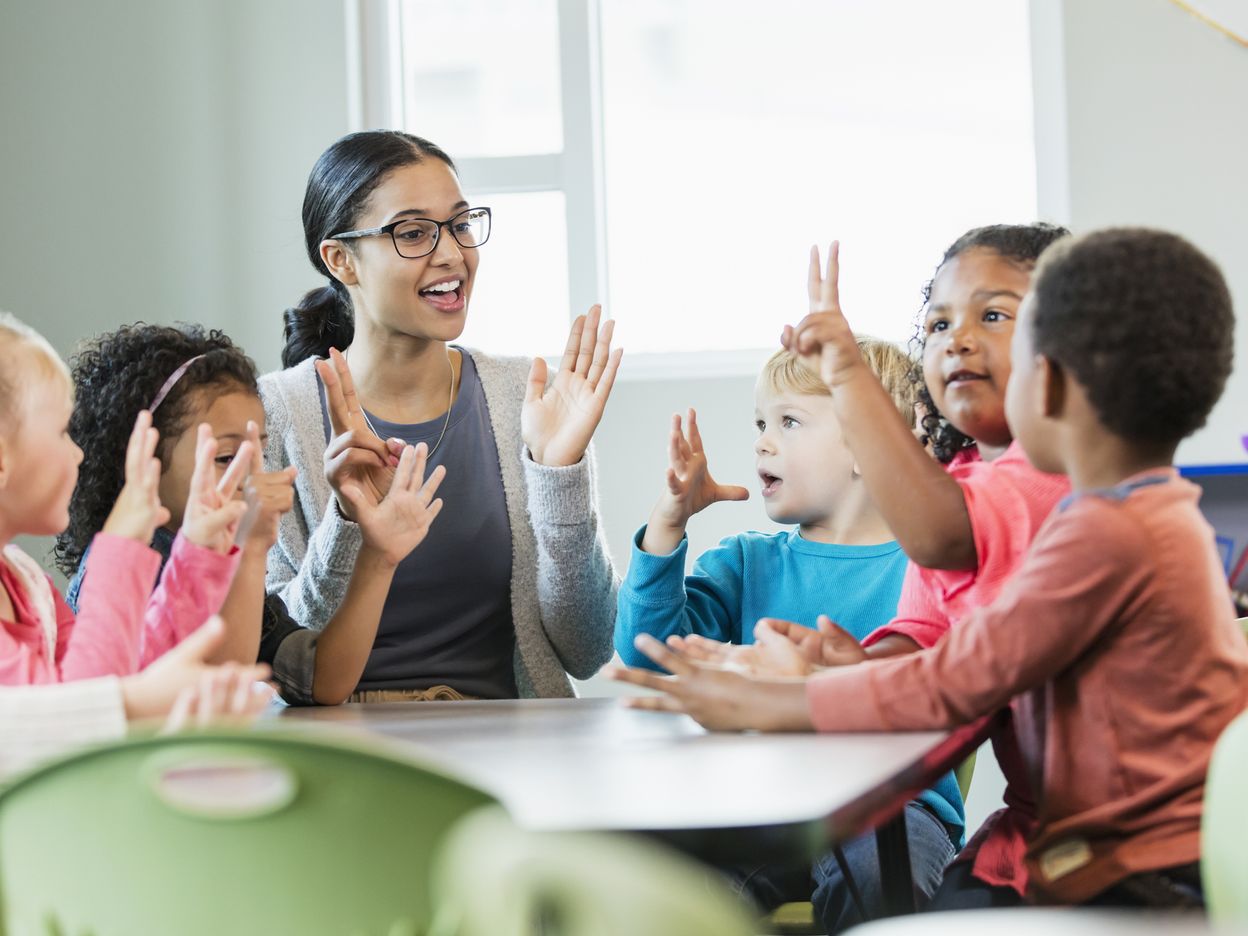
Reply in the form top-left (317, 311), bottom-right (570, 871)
top-left (947, 319), bottom-right (980, 354)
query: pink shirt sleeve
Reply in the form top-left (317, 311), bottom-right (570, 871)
top-left (806, 501), bottom-right (1143, 732)
top-left (139, 533), bottom-right (240, 666)
top-left (58, 534), bottom-right (162, 681)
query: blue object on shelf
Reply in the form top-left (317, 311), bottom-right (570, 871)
top-left (1178, 463), bottom-right (1248, 478)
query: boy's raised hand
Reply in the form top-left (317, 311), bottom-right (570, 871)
top-left (181, 424), bottom-right (251, 554)
top-left (642, 409), bottom-right (749, 555)
top-left (237, 420), bottom-right (297, 550)
top-left (317, 347), bottom-right (404, 523)
top-left (103, 410), bottom-right (172, 543)
top-left (782, 241), bottom-right (866, 390)
top-left (338, 440), bottom-right (447, 567)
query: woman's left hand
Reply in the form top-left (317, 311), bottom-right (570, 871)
top-left (521, 304), bottom-right (623, 467)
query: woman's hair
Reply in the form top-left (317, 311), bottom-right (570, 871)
top-left (761, 337), bottom-right (918, 426)
top-left (0, 311), bottom-right (71, 434)
top-left (53, 323), bottom-right (259, 577)
top-left (1030, 227), bottom-right (1233, 448)
top-left (911, 222), bottom-right (1071, 462)
top-left (281, 130), bottom-right (458, 368)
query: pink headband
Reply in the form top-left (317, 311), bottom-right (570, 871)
top-left (149, 354), bottom-right (206, 413)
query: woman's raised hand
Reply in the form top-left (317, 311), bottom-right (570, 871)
top-left (782, 241), bottom-right (865, 390)
top-left (102, 410), bottom-right (171, 543)
top-left (316, 348), bottom-right (403, 522)
top-left (339, 441), bottom-right (447, 567)
top-left (521, 305), bottom-right (623, 467)
top-left (180, 424), bottom-right (252, 553)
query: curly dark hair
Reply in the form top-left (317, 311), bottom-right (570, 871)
top-left (53, 323), bottom-right (259, 577)
top-left (909, 222), bottom-right (1071, 462)
top-left (1029, 227), bottom-right (1233, 447)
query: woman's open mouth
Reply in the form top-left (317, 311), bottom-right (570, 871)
top-left (419, 278), bottom-right (465, 312)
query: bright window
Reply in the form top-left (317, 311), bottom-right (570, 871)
top-left (358, 0), bottom-right (1036, 368)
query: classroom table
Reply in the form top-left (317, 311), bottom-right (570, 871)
top-left (281, 697), bottom-right (977, 916)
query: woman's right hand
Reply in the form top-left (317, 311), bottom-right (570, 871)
top-left (102, 410), bottom-right (171, 543)
top-left (338, 441), bottom-right (447, 567)
top-left (316, 347), bottom-right (403, 522)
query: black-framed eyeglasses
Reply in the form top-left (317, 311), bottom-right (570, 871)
top-left (330, 206), bottom-right (492, 259)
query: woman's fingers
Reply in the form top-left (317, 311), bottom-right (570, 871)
top-left (574, 304), bottom-right (600, 376)
top-left (593, 347), bottom-right (623, 404)
top-left (585, 315), bottom-right (614, 387)
top-left (318, 352), bottom-right (353, 437)
top-left (323, 428), bottom-right (389, 464)
top-left (418, 464), bottom-right (447, 505)
top-left (557, 314), bottom-right (587, 374)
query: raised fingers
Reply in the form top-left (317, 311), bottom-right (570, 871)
top-left (247, 420), bottom-right (264, 474)
top-left (585, 314), bottom-right (615, 387)
top-left (822, 240), bottom-right (841, 311)
top-left (574, 304), bottom-right (601, 376)
top-left (686, 408), bottom-right (705, 456)
top-left (216, 440), bottom-right (254, 500)
top-left (558, 314), bottom-right (587, 374)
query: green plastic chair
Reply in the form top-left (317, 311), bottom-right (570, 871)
top-left (0, 726), bottom-right (499, 936)
top-left (429, 806), bottom-right (758, 936)
top-left (1202, 707), bottom-right (1248, 923)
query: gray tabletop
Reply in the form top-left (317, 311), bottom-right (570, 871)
top-left (279, 697), bottom-right (947, 843)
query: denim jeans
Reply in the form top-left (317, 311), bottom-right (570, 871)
top-left (729, 801), bottom-right (958, 934)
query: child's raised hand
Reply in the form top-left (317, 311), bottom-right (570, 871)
top-left (642, 409), bottom-right (748, 555)
top-left (102, 410), bottom-right (171, 543)
top-left (339, 441), bottom-right (447, 567)
top-left (782, 242), bottom-right (865, 390)
top-left (316, 348), bottom-right (402, 522)
top-left (237, 420), bottom-right (297, 550)
top-left (180, 424), bottom-right (251, 554)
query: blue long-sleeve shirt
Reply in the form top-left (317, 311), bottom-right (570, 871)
top-left (616, 525), bottom-right (965, 843)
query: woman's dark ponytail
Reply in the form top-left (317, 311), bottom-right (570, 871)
top-left (280, 130), bottom-right (458, 367)
top-left (281, 284), bottom-right (354, 368)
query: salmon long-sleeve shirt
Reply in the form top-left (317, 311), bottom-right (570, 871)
top-left (809, 470), bottom-right (1248, 903)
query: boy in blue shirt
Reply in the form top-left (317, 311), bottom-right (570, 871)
top-left (615, 340), bottom-right (963, 932)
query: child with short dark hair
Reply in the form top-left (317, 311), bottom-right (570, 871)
top-left (611, 227), bottom-right (1248, 910)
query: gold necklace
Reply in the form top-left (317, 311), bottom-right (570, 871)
top-left (344, 347), bottom-right (456, 459)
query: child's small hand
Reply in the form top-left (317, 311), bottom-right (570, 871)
top-left (102, 410), bottom-right (172, 543)
top-left (756, 615), bottom-right (868, 668)
top-left (238, 421), bottom-right (297, 550)
top-left (782, 241), bottom-right (865, 390)
top-left (316, 348), bottom-right (401, 522)
top-left (642, 409), bottom-right (748, 554)
top-left (340, 441), bottom-right (447, 567)
top-left (181, 424), bottom-right (251, 553)
top-left (669, 631), bottom-right (813, 678)
top-left (162, 665), bottom-right (276, 732)
top-left (605, 635), bottom-right (814, 732)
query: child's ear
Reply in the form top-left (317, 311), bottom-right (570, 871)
top-left (319, 239), bottom-right (358, 287)
top-left (1039, 355), bottom-right (1066, 419)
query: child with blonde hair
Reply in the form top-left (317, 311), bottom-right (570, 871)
top-left (0, 312), bottom-right (242, 685)
top-left (615, 338), bottom-right (963, 931)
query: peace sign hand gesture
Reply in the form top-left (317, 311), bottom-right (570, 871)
top-left (521, 304), bottom-right (623, 468)
top-left (316, 348), bottom-right (403, 523)
top-left (180, 424), bottom-right (252, 554)
top-left (339, 441), bottom-right (447, 567)
top-left (781, 241), bottom-right (865, 390)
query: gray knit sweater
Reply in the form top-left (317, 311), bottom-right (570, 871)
top-left (258, 351), bottom-right (619, 699)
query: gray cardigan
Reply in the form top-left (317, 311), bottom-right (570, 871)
top-left (258, 351), bottom-right (619, 699)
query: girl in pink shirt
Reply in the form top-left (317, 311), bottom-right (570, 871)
top-left (0, 313), bottom-right (245, 686)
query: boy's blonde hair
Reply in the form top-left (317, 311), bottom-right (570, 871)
top-left (0, 311), bottom-right (72, 432)
top-left (760, 338), bottom-right (918, 428)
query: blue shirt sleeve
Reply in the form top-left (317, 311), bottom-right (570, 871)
top-left (614, 527), bottom-right (747, 670)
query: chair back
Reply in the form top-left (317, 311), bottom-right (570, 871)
top-left (1203, 707), bottom-right (1248, 923)
top-left (0, 726), bottom-right (498, 936)
top-left (430, 806), bottom-right (757, 936)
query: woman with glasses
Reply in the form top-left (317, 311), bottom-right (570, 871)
top-left (261, 130), bottom-right (622, 703)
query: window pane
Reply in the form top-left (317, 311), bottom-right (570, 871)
top-left (398, 0), bottom-right (563, 157)
top-left (601, 0), bottom-right (1036, 354)
top-left (457, 190), bottom-right (571, 357)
